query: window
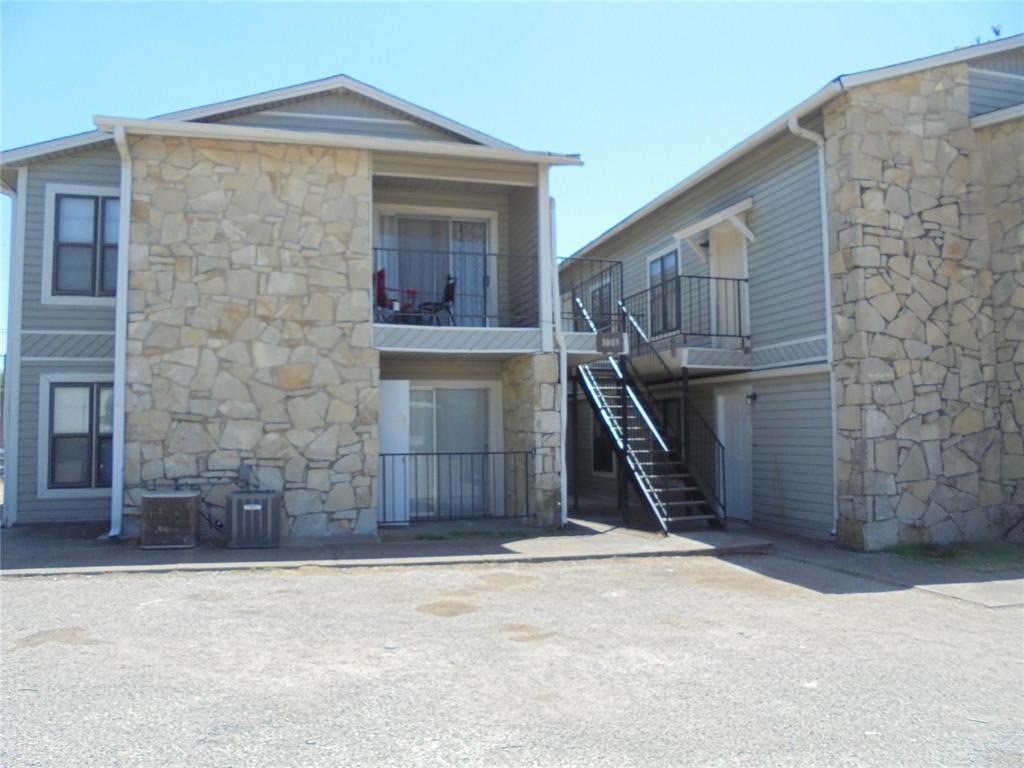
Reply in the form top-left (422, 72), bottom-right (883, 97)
top-left (49, 382), bottom-right (113, 489)
top-left (648, 250), bottom-right (678, 336)
top-left (52, 193), bottom-right (119, 297)
top-left (592, 411), bottom-right (615, 476)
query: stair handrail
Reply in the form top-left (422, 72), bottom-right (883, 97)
top-left (618, 299), bottom-right (726, 519)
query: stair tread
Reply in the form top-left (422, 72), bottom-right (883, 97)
top-left (664, 514), bottom-right (719, 523)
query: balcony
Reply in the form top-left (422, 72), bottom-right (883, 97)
top-left (621, 274), bottom-right (751, 370)
top-left (557, 257), bottom-right (630, 360)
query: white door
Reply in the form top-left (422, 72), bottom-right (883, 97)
top-left (709, 223), bottom-right (748, 346)
top-left (379, 380), bottom-right (411, 524)
top-left (715, 387), bottom-right (752, 522)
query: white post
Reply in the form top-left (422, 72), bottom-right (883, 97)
top-left (109, 127), bottom-right (132, 538)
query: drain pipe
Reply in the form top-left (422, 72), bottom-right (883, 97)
top-left (109, 126), bottom-right (132, 539)
top-left (787, 116), bottom-right (839, 536)
top-left (548, 195), bottom-right (569, 527)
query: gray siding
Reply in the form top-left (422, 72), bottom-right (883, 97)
top-left (380, 356), bottom-right (504, 381)
top-left (21, 144), bottom-right (120, 333)
top-left (21, 333), bottom-right (114, 358)
top-left (17, 360), bottom-right (114, 523)
top-left (569, 393), bottom-right (617, 499)
top-left (212, 89), bottom-right (470, 143)
top-left (373, 153), bottom-right (538, 187)
top-left (508, 187), bottom-right (539, 325)
top-left (748, 373), bottom-right (834, 538)
top-left (972, 48), bottom-right (1024, 75)
top-left (584, 122), bottom-right (827, 350)
top-left (968, 68), bottom-right (1024, 116)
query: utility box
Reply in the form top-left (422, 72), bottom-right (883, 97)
top-left (225, 490), bottom-right (282, 548)
top-left (140, 491), bottom-right (200, 549)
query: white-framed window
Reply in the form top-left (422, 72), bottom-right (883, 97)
top-left (647, 248), bottom-right (678, 336)
top-left (42, 183), bottom-right (120, 306)
top-left (37, 373), bottom-right (114, 499)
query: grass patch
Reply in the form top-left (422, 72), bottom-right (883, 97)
top-left (380, 527), bottom-right (572, 543)
top-left (886, 542), bottom-right (1024, 572)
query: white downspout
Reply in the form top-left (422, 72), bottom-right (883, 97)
top-left (787, 116), bottom-right (839, 536)
top-left (109, 126), bottom-right (131, 538)
top-left (548, 194), bottom-right (569, 527)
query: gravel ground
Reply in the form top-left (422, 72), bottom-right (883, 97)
top-left (2, 553), bottom-right (1022, 767)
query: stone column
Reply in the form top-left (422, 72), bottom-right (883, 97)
top-left (824, 64), bottom-right (1022, 549)
top-left (124, 137), bottom-right (378, 537)
top-left (501, 353), bottom-right (562, 526)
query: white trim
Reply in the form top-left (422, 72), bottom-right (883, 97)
top-left (1, 167), bottom-right (27, 526)
top-left (372, 170), bottom-right (536, 188)
top-left (728, 216), bottom-right (756, 244)
top-left (689, 363), bottom-right (831, 386)
top-left (967, 66), bottom-right (1024, 82)
top-left (93, 116), bottom-right (582, 166)
top-left (375, 346), bottom-right (543, 355)
top-left (672, 198), bottom-right (754, 241)
top-left (683, 236), bottom-right (708, 263)
top-left (753, 355), bottom-right (831, 370)
top-left (970, 102), bottom-right (1024, 129)
top-left (36, 372), bottom-right (114, 500)
top-left (572, 35), bottom-right (1024, 260)
top-left (41, 182), bottom-right (120, 307)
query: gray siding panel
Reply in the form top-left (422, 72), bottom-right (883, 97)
top-left (968, 69), bottom-right (1024, 116)
top-left (22, 145), bottom-right (120, 333)
top-left (381, 356), bottom-right (504, 380)
top-left (373, 153), bottom-right (538, 187)
top-left (972, 49), bottom-right (1024, 75)
top-left (586, 122), bottom-right (826, 348)
top-left (17, 361), bottom-right (114, 523)
top-left (211, 90), bottom-right (470, 143)
top-left (748, 373), bottom-right (834, 538)
top-left (21, 333), bottom-right (115, 358)
top-left (508, 187), bottom-right (539, 325)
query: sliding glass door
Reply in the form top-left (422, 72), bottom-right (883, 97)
top-left (409, 387), bottom-right (491, 518)
top-left (379, 214), bottom-right (491, 326)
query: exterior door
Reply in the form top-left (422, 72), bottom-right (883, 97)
top-left (715, 387), bottom-right (752, 522)
top-left (709, 223), bottom-right (747, 346)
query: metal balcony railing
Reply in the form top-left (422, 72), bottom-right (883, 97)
top-left (558, 257), bottom-right (625, 334)
top-left (378, 451), bottom-right (532, 525)
top-left (621, 274), bottom-right (750, 345)
top-left (373, 248), bottom-right (536, 328)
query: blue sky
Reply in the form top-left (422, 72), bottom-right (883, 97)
top-left (2, 1), bottom-right (1021, 357)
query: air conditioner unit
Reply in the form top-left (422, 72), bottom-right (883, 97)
top-left (140, 491), bottom-right (200, 549)
top-left (225, 490), bottom-right (282, 549)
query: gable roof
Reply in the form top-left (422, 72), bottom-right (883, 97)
top-left (569, 34), bottom-right (1024, 263)
top-left (1, 73), bottom-right (518, 165)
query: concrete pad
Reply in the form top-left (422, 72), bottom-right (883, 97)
top-left (0, 520), bottom-right (772, 578)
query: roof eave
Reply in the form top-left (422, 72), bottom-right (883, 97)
top-left (93, 116), bottom-right (583, 166)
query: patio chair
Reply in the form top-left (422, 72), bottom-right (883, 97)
top-left (420, 275), bottom-right (457, 326)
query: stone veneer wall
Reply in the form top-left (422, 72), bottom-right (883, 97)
top-left (502, 353), bottom-right (561, 525)
top-left (124, 136), bottom-right (378, 536)
top-left (825, 63), bottom-right (1023, 549)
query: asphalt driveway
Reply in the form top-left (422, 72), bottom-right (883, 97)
top-left (2, 554), bottom-right (1022, 767)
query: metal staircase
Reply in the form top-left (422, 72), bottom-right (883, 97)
top-left (575, 297), bottom-right (726, 533)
